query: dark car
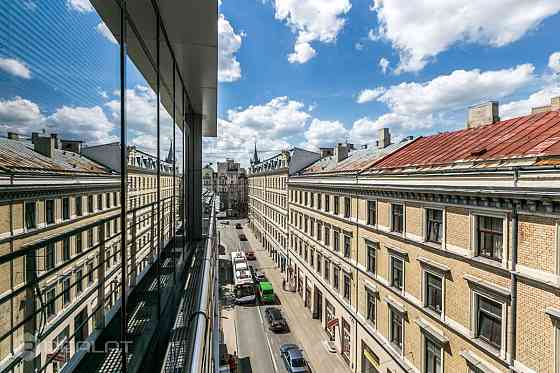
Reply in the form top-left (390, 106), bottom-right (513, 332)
top-left (238, 234), bottom-right (247, 241)
top-left (280, 344), bottom-right (308, 373)
top-left (245, 251), bottom-right (256, 260)
top-left (235, 223), bottom-right (242, 229)
top-left (255, 271), bottom-right (266, 283)
top-left (264, 307), bottom-right (288, 332)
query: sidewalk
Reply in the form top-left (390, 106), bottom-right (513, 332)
top-left (245, 226), bottom-right (351, 373)
top-left (219, 258), bottom-right (238, 363)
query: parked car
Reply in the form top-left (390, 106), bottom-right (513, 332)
top-left (218, 244), bottom-right (226, 255)
top-left (235, 223), bottom-right (242, 229)
top-left (264, 307), bottom-right (288, 332)
top-left (220, 220), bottom-right (230, 225)
top-left (245, 251), bottom-right (256, 260)
top-left (238, 234), bottom-right (247, 241)
top-left (280, 344), bottom-right (308, 373)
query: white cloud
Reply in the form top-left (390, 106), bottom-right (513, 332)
top-left (356, 87), bottom-right (386, 103)
top-left (47, 106), bottom-right (117, 144)
top-left (355, 43), bottom-right (364, 51)
top-left (67, 0), bottom-right (93, 12)
top-left (273, 0), bottom-right (351, 63)
top-left (378, 57), bottom-right (389, 74)
top-left (549, 52), bottom-right (560, 73)
top-left (377, 64), bottom-right (535, 116)
top-left (219, 14), bottom-right (243, 82)
top-left (500, 85), bottom-right (560, 119)
top-left (106, 85), bottom-right (157, 134)
top-left (0, 57), bottom-right (31, 79)
top-left (288, 42), bottom-right (316, 64)
top-left (370, 0), bottom-right (560, 73)
top-left (0, 97), bottom-right (42, 128)
top-left (304, 118), bottom-right (348, 149)
top-left (96, 22), bottom-right (118, 45)
top-left (226, 96), bottom-right (310, 138)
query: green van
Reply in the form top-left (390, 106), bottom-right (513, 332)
top-left (258, 281), bottom-right (274, 303)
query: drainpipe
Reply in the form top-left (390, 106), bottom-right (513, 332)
top-left (509, 201), bottom-right (518, 371)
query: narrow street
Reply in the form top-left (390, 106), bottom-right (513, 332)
top-left (218, 218), bottom-right (349, 373)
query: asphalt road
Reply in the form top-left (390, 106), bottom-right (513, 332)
top-left (218, 218), bottom-right (300, 373)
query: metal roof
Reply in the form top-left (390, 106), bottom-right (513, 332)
top-left (369, 110), bottom-right (560, 172)
top-left (301, 140), bottom-right (414, 175)
top-left (0, 138), bottom-right (113, 176)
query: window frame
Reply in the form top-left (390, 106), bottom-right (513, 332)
top-left (389, 308), bottom-right (404, 352)
top-left (333, 265), bottom-right (340, 290)
top-left (45, 199), bottom-right (55, 226)
top-left (366, 241), bottom-right (378, 274)
top-left (366, 290), bottom-right (376, 327)
top-left (475, 214), bottom-right (505, 262)
top-left (423, 335), bottom-right (443, 373)
top-left (390, 255), bottom-right (404, 292)
top-left (423, 270), bottom-right (444, 316)
top-left (75, 196), bottom-right (82, 217)
top-left (391, 203), bottom-right (404, 234)
top-left (344, 197), bottom-right (351, 219)
top-left (24, 200), bottom-right (37, 231)
top-left (343, 272), bottom-right (351, 302)
top-left (367, 200), bottom-right (377, 226)
top-left (62, 197), bottom-right (70, 221)
top-left (425, 208), bottom-right (444, 244)
top-left (474, 294), bottom-right (503, 350)
top-left (334, 196), bottom-right (340, 215)
top-left (343, 234), bottom-right (351, 258)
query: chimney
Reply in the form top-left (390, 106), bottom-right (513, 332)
top-left (61, 139), bottom-right (82, 154)
top-left (7, 132), bottom-right (19, 140)
top-left (378, 128), bottom-right (391, 149)
top-left (50, 133), bottom-right (61, 149)
top-left (319, 147), bottom-right (333, 158)
top-left (334, 143), bottom-right (349, 162)
top-left (551, 96), bottom-right (560, 111)
top-left (467, 101), bottom-right (499, 128)
top-left (32, 134), bottom-right (55, 158)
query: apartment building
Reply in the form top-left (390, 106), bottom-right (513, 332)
top-left (216, 159), bottom-right (248, 217)
top-left (202, 164), bottom-right (217, 193)
top-left (248, 147), bottom-right (319, 273)
top-left (287, 100), bottom-right (560, 373)
top-left (0, 134), bottom-right (181, 372)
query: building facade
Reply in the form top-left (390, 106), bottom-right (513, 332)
top-left (0, 134), bottom-right (181, 373)
top-left (216, 159), bottom-right (248, 217)
top-left (202, 164), bottom-right (217, 194)
top-left (287, 101), bottom-right (560, 373)
top-left (248, 148), bottom-right (320, 273)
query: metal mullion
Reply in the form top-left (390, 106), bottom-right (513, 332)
top-left (172, 60), bottom-right (176, 283)
top-left (182, 89), bottom-right (187, 258)
top-left (156, 12), bottom-right (162, 320)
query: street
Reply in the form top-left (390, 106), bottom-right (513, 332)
top-left (218, 218), bottom-right (300, 373)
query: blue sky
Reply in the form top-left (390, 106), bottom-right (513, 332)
top-left (1, 0), bottom-right (560, 167)
top-left (212, 0), bottom-right (560, 166)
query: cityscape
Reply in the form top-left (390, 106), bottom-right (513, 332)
top-left (0, 1), bottom-right (560, 373)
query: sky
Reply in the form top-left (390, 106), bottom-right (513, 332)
top-left (0, 0), bottom-right (560, 169)
top-left (210, 0), bottom-right (560, 167)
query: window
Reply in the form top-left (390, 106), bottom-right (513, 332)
top-left (426, 209), bottom-right (443, 243)
top-left (46, 288), bottom-right (56, 318)
top-left (62, 277), bottom-right (70, 305)
top-left (310, 219), bottom-right (314, 236)
top-left (62, 198), bottom-right (70, 220)
top-left (324, 259), bottom-right (330, 282)
top-left (76, 269), bottom-right (83, 294)
top-left (75, 196), bottom-right (82, 217)
top-left (334, 196), bottom-right (340, 215)
top-left (310, 193), bottom-right (314, 208)
top-left (87, 228), bottom-right (94, 248)
top-left (366, 291), bottom-right (376, 325)
top-left (334, 230), bottom-right (340, 252)
top-left (304, 216), bottom-right (308, 233)
top-left (304, 192), bottom-right (308, 206)
top-left (76, 233), bottom-right (82, 254)
top-left (324, 226), bottom-right (331, 246)
top-left (46, 243), bottom-right (55, 271)
top-left (476, 295), bottom-right (502, 348)
top-left (391, 204), bottom-right (404, 233)
top-left (343, 274), bottom-right (351, 301)
top-left (25, 201), bottom-right (36, 230)
top-left (367, 200), bottom-right (376, 225)
top-left (106, 193), bottom-right (111, 208)
top-left (477, 216), bottom-right (503, 261)
top-left (390, 310), bottom-right (403, 351)
top-left (391, 257), bottom-right (404, 290)
top-left (97, 194), bottom-right (102, 210)
top-left (343, 235), bottom-right (351, 258)
top-left (87, 262), bottom-right (94, 285)
top-left (317, 222), bottom-right (322, 241)
top-left (62, 238), bottom-right (70, 261)
top-left (317, 255), bottom-right (322, 274)
top-left (87, 195), bottom-right (94, 213)
top-left (425, 338), bottom-right (441, 373)
top-left (113, 192), bottom-right (118, 206)
top-left (46, 199), bottom-right (55, 225)
top-left (333, 266), bottom-right (340, 290)
top-left (317, 193), bottom-right (322, 210)
top-left (344, 197), bottom-right (351, 218)
top-left (425, 273), bottom-right (443, 314)
top-left (366, 243), bottom-right (377, 273)
top-left (325, 195), bottom-right (330, 212)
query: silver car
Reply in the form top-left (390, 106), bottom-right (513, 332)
top-left (280, 344), bottom-right (308, 373)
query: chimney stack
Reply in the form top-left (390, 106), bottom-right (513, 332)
top-left (32, 133), bottom-right (55, 158)
top-left (530, 96), bottom-right (560, 114)
top-left (7, 132), bottom-right (19, 140)
top-left (378, 128), bottom-right (391, 149)
top-left (334, 143), bottom-right (349, 162)
top-left (551, 96), bottom-right (560, 111)
top-left (319, 147), bottom-right (333, 158)
top-left (467, 101), bottom-right (499, 128)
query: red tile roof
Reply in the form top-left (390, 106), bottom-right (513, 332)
top-left (369, 110), bottom-right (560, 171)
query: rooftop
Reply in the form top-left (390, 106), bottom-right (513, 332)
top-left (366, 110), bottom-right (560, 174)
top-left (0, 137), bottom-right (113, 176)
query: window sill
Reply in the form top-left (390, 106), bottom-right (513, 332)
top-left (471, 255), bottom-right (506, 271)
top-left (472, 337), bottom-right (504, 361)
